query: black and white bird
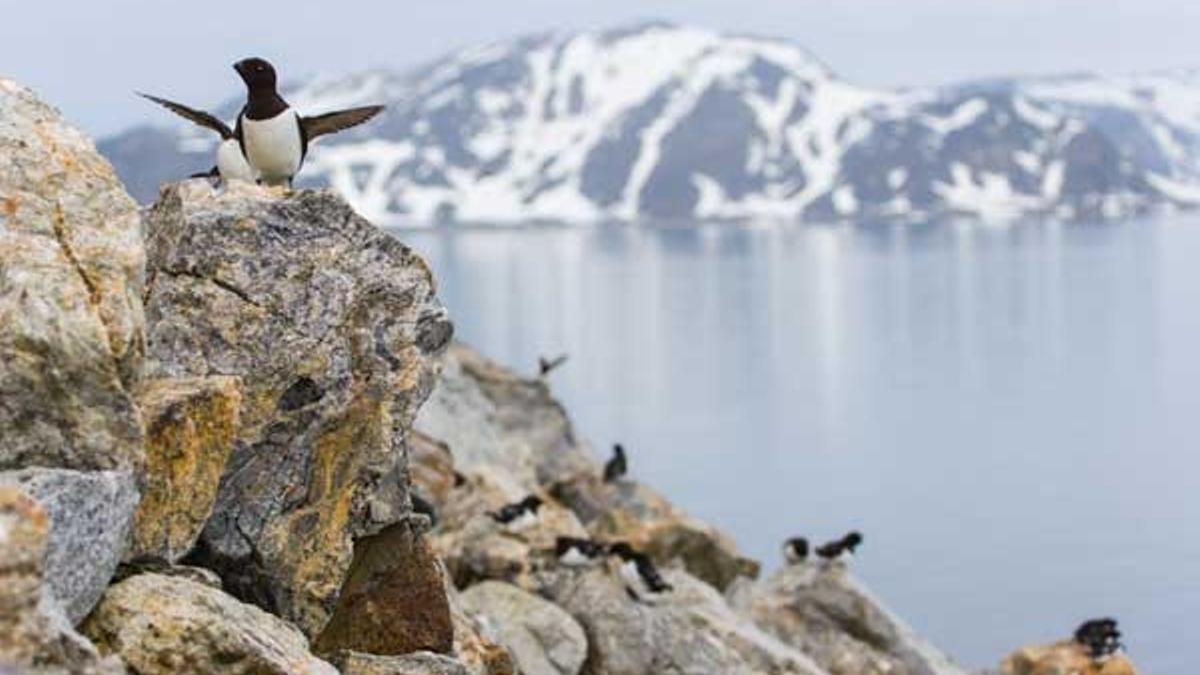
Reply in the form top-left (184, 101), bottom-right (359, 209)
top-left (815, 531), bottom-right (863, 565)
top-left (603, 444), bottom-right (627, 483)
top-left (488, 495), bottom-right (544, 532)
top-left (782, 537), bottom-right (809, 565)
top-left (609, 542), bottom-right (672, 602)
top-left (1074, 617), bottom-right (1123, 663)
top-left (555, 537), bottom-right (607, 567)
top-left (410, 491), bottom-right (438, 529)
top-left (537, 354), bottom-right (568, 377)
top-left (136, 92), bottom-right (255, 183)
top-left (232, 57), bottom-right (384, 187)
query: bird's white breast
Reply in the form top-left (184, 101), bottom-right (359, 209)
top-left (559, 548), bottom-right (591, 567)
top-left (242, 111), bottom-right (302, 182)
top-left (619, 561), bottom-right (644, 591)
top-left (216, 139), bottom-right (255, 183)
top-left (504, 510), bottom-right (538, 532)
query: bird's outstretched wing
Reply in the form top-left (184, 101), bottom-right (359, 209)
top-left (301, 105), bottom-right (385, 140)
top-left (137, 92), bottom-right (235, 140)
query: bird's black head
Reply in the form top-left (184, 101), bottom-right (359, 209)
top-left (234, 57), bottom-right (278, 90)
top-left (844, 531), bottom-right (863, 549)
top-left (608, 541), bottom-right (637, 560)
top-left (786, 537), bottom-right (809, 553)
top-left (522, 495), bottom-right (544, 512)
top-left (614, 443), bottom-right (625, 458)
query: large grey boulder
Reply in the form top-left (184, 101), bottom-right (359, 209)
top-left (0, 77), bottom-right (145, 473)
top-left (0, 469), bottom-right (138, 624)
top-left (459, 581), bottom-right (587, 675)
top-left (83, 572), bottom-right (338, 675)
top-left (329, 650), bottom-right (471, 675)
top-left (736, 565), bottom-right (968, 675)
top-left (143, 181), bottom-right (452, 637)
top-left (542, 566), bottom-right (828, 675)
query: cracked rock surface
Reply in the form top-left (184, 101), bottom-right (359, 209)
top-left (143, 180), bottom-right (453, 638)
top-left (0, 77), bottom-right (145, 473)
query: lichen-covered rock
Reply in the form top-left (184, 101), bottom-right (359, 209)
top-left (542, 566), bottom-right (827, 675)
top-left (0, 78), bottom-right (145, 473)
top-left (129, 376), bottom-right (240, 561)
top-left (82, 572), bottom-right (338, 675)
top-left (738, 564), bottom-right (967, 675)
top-left (0, 468), bottom-right (139, 624)
top-left (143, 181), bottom-right (452, 637)
top-left (329, 650), bottom-right (470, 675)
top-left (1000, 641), bottom-right (1139, 675)
top-left (0, 487), bottom-right (124, 674)
top-left (459, 581), bottom-right (587, 675)
top-left (314, 520), bottom-right (453, 656)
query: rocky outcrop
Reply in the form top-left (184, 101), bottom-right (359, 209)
top-left (330, 650), bottom-right (471, 675)
top-left (83, 572), bottom-right (338, 675)
top-left (129, 376), bottom-right (240, 562)
top-left (0, 469), bottom-right (138, 624)
top-left (0, 488), bottom-right (123, 674)
top-left (459, 581), bottom-right (588, 675)
top-left (736, 564), bottom-right (967, 675)
top-left (1000, 641), bottom-right (1139, 675)
top-left (0, 78), bottom-right (144, 474)
top-left (144, 181), bottom-right (452, 637)
top-left (314, 520), bottom-right (454, 656)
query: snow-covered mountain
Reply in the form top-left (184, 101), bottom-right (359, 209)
top-left (100, 22), bottom-right (1200, 224)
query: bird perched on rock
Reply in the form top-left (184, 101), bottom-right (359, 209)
top-left (603, 444), bottom-right (627, 483)
top-left (1074, 617), bottom-right (1123, 663)
top-left (232, 57), bottom-right (384, 187)
top-left (555, 537), bottom-right (607, 567)
top-left (782, 537), bottom-right (809, 565)
top-left (488, 495), bottom-right (543, 532)
top-left (538, 354), bottom-right (568, 377)
top-left (410, 491), bottom-right (438, 529)
top-left (609, 542), bottom-right (672, 602)
top-left (136, 92), bottom-right (256, 184)
top-left (815, 531), bottom-right (863, 565)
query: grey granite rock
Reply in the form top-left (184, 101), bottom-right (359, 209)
top-left (329, 650), bottom-right (471, 675)
top-left (0, 468), bottom-right (139, 624)
top-left (459, 581), bottom-right (587, 675)
top-left (143, 180), bottom-right (450, 638)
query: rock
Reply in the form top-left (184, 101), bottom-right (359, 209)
top-left (446, 580), bottom-right (518, 675)
top-left (329, 650), bottom-right (470, 675)
top-left (112, 559), bottom-right (224, 589)
top-left (409, 431), bottom-right (459, 510)
top-left (0, 468), bottom-right (139, 624)
top-left (314, 520), bottom-right (454, 656)
top-left (0, 78), bottom-right (145, 473)
top-left (459, 581), bottom-right (587, 675)
top-left (739, 565), bottom-right (967, 675)
top-left (144, 181), bottom-right (451, 637)
top-left (0, 487), bottom-right (123, 674)
top-left (552, 472), bottom-right (759, 592)
top-left (543, 566), bottom-right (827, 675)
top-left (129, 376), bottom-right (240, 562)
top-left (82, 572), bottom-right (338, 675)
top-left (1000, 641), bottom-right (1139, 675)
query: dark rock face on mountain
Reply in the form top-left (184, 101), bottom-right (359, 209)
top-left (101, 23), bottom-right (1200, 223)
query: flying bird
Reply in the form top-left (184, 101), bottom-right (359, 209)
top-left (233, 57), bottom-right (384, 187)
top-left (603, 444), bottom-right (627, 483)
top-left (538, 354), bottom-right (568, 377)
top-left (136, 92), bottom-right (255, 183)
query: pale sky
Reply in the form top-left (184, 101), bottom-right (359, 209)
top-left (6, 0), bottom-right (1200, 136)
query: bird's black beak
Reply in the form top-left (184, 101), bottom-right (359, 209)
top-left (233, 60), bottom-right (249, 77)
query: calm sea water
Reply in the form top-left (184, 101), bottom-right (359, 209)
top-left (400, 218), bottom-right (1200, 674)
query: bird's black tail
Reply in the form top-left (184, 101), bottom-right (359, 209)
top-left (189, 166), bottom-right (219, 179)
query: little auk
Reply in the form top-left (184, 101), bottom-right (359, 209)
top-left (410, 491), bottom-right (438, 529)
top-left (603, 444), bottom-right (627, 483)
top-left (233, 57), bottom-right (384, 187)
top-left (815, 531), bottom-right (863, 565)
top-left (538, 354), bottom-right (568, 377)
top-left (782, 537), bottom-right (809, 565)
top-left (609, 542), bottom-right (672, 602)
top-left (488, 495), bottom-right (544, 532)
top-left (136, 92), bottom-right (255, 183)
top-left (555, 537), bottom-right (606, 567)
top-left (1074, 618), bottom-right (1123, 663)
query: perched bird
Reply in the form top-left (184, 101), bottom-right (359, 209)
top-left (453, 471), bottom-right (468, 488)
top-left (410, 491), bottom-right (439, 528)
top-left (232, 57), bottom-right (384, 187)
top-left (815, 531), bottom-right (863, 565)
top-left (782, 537), bottom-right (809, 565)
top-left (609, 542), bottom-right (672, 602)
top-left (603, 444), bottom-right (627, 483)
top-left (1074, 618), bottom-right (1123, 662)
top-left (136, 92), bottom-right (255, 183)
top-left (538, 354), bottom-right (568, 377)
top-left (555, 537), bottom-right (607, 567)
top-left (488, 495), bottom-right (544, 532)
